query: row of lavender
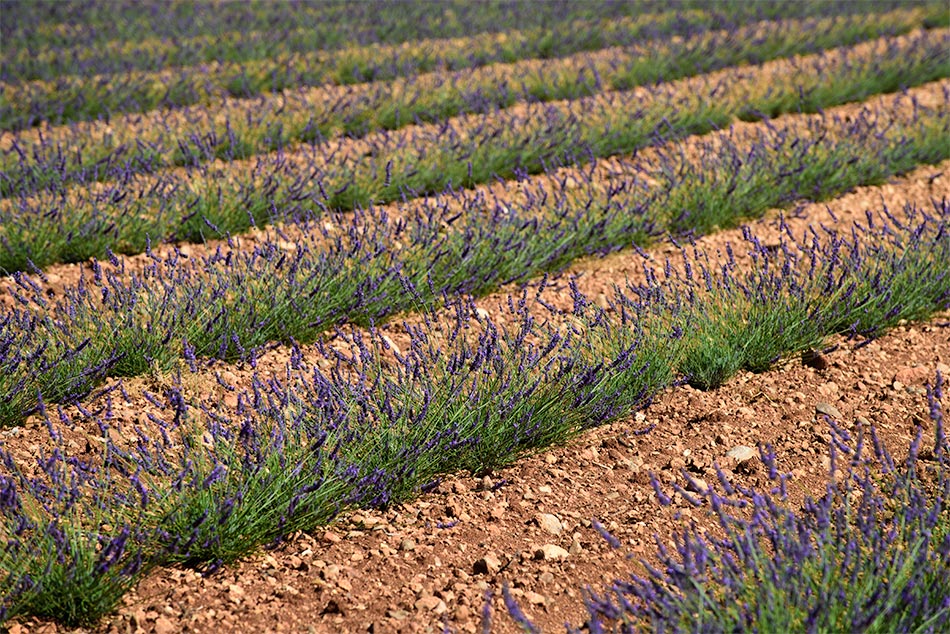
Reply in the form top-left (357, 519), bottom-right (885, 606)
top-left (1, 96), bottom-right (945, 426)
top-left (4, 14), bottom-right (946, 198)
top-left (1, 5), bottom-right (947, 628)
top-left (2, 201), bottom-right (948, 625)
top-left (5, 4), bottom-right (943, 131)
top-left (3, 34), bottom-right (948, 275)
top-left (2, 0), bottom-right (687, 79)
top-left (0, 8), bottom-right (772, 127)
top-left (7, 0), bottom-right (925, 82)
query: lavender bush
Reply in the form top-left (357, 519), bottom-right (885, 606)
top-left (0, 282), bottom-right (676, 624)
top-left (675, 202), bottom-right (950, 389)
top-left (2, 1), bottom-right (704, 83)
top-left (1, 130), bottom-right (948, 427)
top-left (2, 198), bottom-right (948, 626)
top-left (6, 2), bottom-right (939, 130)
top-left (0, 404), bottom-right (157, 625)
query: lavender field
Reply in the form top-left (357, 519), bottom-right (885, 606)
top-left (0, 1), bottom-right (948, 631)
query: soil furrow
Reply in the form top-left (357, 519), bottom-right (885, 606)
top-left (5, 28), bottom-right (945, 219)
top-left (3, 9), bottom-right (933, 182)
top-left (6, 9), bottom-right (950, 633)
top-left (219, 159), bottom-right (950, 394)
top-left (2, 158), bottom-right (945, 634)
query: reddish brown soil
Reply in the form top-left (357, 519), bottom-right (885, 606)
top-left (2, 37), bottom-right (948, 633)
top-left (7, 32), bottom-right (942, 230)
top-left (5, 155), bottom-right (942, 449)
top-left (3, 11), bottom-right (679, 152)
top-left (5, 26), bottom-right (935, 159)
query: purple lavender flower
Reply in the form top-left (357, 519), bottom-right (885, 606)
top-left (592, 518), bottom-right (621, 549)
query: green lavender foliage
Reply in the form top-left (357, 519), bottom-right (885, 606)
top-left (0, 99), bottom-right (945, 425)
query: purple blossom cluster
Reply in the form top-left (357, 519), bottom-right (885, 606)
top-left (1, 2), bottom-right (948, 627)
top-left (4, 8), bottom-right (938, 198)
top-left (5, 2), bottom-right (931, 133)
top-left (2, 28), bottom-right (946, 266)
top-left (3, 1), bottom-right (693, 84)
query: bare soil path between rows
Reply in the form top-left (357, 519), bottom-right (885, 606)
top-left (7, 30), bottom-right (940, 220)
top-left (202, 158), bottom-right (950, 391)
top-left (1, 158), bottom-right (944, 468)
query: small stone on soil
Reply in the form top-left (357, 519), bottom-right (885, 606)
top-left (725, 446), bottom-right (757, 463)
top-left (815, 402), bottom-right (843, 420)
top-left (415, 596), bottom-right (447, 613)
top-left (801, 349), bottom-right (829, 370)
top-left (525, 591), bottom-right (547, 605)
top-left (154, 617), bottom-right (176, 634)
top-left (893, 365), bottom-right (933, 385)
top-left (536, 513), bottom-right (563, 535)
top-left (473, 552), bottom-right (502, 574)
top-left (535, 544), bottom-right (569, 561)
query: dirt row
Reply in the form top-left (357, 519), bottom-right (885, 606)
top-left (3, 13), bottom-right (560, 90)
top-left (3, 13), bottom-right (924, 156)
top-left (0, 154), bottom-right (943, 488)
top-left (2, 136), bottom-right (947, 634)
top-left (1, 11), bottom-right (671, 150)
top-left (220, 157), bottom-right (950, 407)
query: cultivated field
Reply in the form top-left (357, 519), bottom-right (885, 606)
top-left (1, 1), bottom-right (948, 632)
